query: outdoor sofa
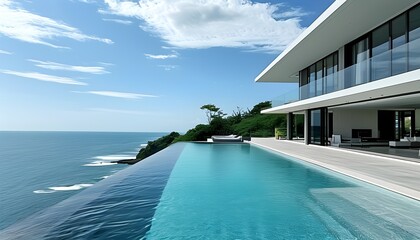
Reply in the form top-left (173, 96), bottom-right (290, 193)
top-left (389, 137), bottom-right (420, 148)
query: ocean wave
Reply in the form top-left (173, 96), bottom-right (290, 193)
top-left (34, 183), bottom-right (93, 193)
top-left (48, 184), bottom-right (93, 191)
top-left (126, 151), bottom-right (140, 155)
top-left (83, 161), bottom-right (118, 167)
top-left (33, 190), bottom-right (55, 194)
top-left (94, 175), bottom-right (110, 180)
top-left (92, 154), bottom-right (135, 161)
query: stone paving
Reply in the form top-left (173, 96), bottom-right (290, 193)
top-left (250, 138), bottom-right (420, 200)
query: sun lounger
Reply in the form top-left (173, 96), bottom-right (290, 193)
top-left (211, 135), bottom-right (243, 142)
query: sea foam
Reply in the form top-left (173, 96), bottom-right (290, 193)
top-left (84, 154), bottom-right (135, 167)
top-left (34, 184), bottom-right (93, 193)
top-left (48, 184), bottom-right (93, 191)
top-left (33, 190), bottom-right (55, 194)
top-left (93, 154), bottom-right (134, 161)
top-left (83, 161), bottom-right (118, 167)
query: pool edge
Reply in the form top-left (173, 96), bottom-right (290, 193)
top-left (250, 141), bottom-right (420, 201)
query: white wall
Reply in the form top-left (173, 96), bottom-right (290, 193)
top-left (332, 109), bottom-right (378, 139)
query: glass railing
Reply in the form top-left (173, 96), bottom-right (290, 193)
top-left (271, 88), bottom-right (299, 107)
top-left (271, 37), bottom-right (420, 107)
top-left (301, 38), bottom-right (420, 100)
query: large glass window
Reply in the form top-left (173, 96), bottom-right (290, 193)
top-left (409, 5), bottom-right (420, 71)
top-left (309, 64), bottom-right (316, 98)
top-left (316, 60), bottom-right (323, 96)
top-left (299, 69), bottom-right (308, 86)
top-left (333, 53), bottom-right (339, 90)
top-left (351, 37), bottom-right (369, 86)
top-left (371, 23), bottom-right (391, 80)
top-left (325, 54), bottom-right (334, 93)
top-left (392, 14), bottom-right (408, 75)
top-left (310, 109), bottom-right (321, 145)
top-left (299, 4), bottom-right (420, 102)
top-left (299, 69), bottom-right (308, 99)
top-left (299, 52), bottom-right (338, 99)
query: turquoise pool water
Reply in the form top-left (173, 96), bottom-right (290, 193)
top-left (2, 143), bottom-right (420, 239)
top-left (146, 143), bottom-right (420, 239)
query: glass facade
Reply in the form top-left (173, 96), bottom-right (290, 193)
top-left (409, 5), bottom-right (420, 71)
top-left (350, 37), bottom-right (370, 86)
top-left (392, 14), bottom-right (408, 75)
top-left (308, 64), bottom-right (316, 97)
top-left (371, 23), bottom-right (391, 81)
top-left (300, 52), bottom-right (338, 99)
top-left (310, 109), bottom-right (321, 145)
top-left (309, 108), bottom-right (328, 145)
top-left (316, 60), bottom-right (323, 96)
top-left (298, 4), bottom-right (420, 101)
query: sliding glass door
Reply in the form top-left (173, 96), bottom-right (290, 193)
top-left (309, 108), bottom-right (328, 145)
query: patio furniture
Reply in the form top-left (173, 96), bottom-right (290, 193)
top-left (389, 137), bottom-right (420, 148)
top-left (211, 135), bottom-right (243, 143)
top-left (404, 137), bottom-right (420, 148)
top-left (389, 141), bottom-right (411, 148)
top-left (330, 135), bottom-right (352, 147)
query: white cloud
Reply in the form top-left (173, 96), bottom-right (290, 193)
top-left (273, 7), bottom-right (308, 19)
top-left (0, 70), bottom-right (87, 85)
top-left (98, 62), bottom-right (115, 66)
top-left (74, 91), bottom-right (158, 99)
top-left (89, 108), bottom-right (151, 115)
top-left (158, 65), bottom-right (177, 71)
top-left (161, 46), bottom-right (178, 50)
top-left (0, 0), bottom-right (113, 48)
top-left (0, 49), bottom-right (12, 55)
top-left (28, 59), bottom-right (109, 74)
top-left (102, 18), bottom-right (132, 25)
top-left (78, 0), bottom-right (97, 3)
top-left (144, 53), bottom-right (177, 60)
top-left (103, 0), bottom-right (306, 53)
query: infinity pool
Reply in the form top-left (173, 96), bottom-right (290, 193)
top-left (2, 143), bottom-right (420, 239)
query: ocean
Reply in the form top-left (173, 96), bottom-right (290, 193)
top-left (0, 131), bottom-right (166, 230)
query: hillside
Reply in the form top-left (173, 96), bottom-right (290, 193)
top-left (120, 101), bottom-right (286, 164)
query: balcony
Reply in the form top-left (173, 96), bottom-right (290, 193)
top-left (271, 38), bottom-right (420, 108)
top-left (271, 89), bottom-right (299, 107)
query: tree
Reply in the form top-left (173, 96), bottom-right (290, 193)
top-left (248, 101), bottom-right (272, 116)
top-left (230, 107), bottom-right (244, 124)
top-left (136, 132), bottom-right (180, 160)
top-left (200, 104), bottom-right (226, 123)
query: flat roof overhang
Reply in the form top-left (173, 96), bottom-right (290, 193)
top-left (262, 70), bottom-right (420, 114)
top-left (255, 0), bottom-right (419, 83)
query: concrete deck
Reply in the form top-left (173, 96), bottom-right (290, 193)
top-left (250, 138), bottom-right (420, 201)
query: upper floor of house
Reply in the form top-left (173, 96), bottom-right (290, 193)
top-left (298, 2), bottom-right (419, 100)
top-left (256, 0), bottom-right (420, 109)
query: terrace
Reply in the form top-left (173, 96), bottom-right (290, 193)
top-left (251, 137), bottom-right (420, 200)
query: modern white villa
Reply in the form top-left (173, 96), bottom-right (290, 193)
top-left (256, 0), bottom-right (420, 146)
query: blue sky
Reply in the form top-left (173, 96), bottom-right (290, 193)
top-left (0, 0), bottom-right (333, 132)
